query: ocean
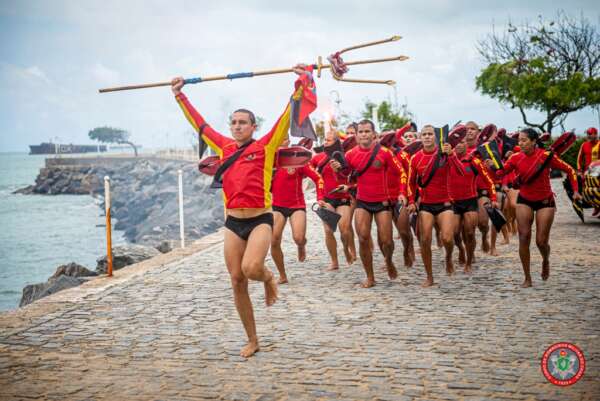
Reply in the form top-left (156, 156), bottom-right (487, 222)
top-left (0, 153), bottom-right (125, 312)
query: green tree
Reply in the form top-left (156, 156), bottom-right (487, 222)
top-left (360, 100), bottom-right (412, 131)
top-left (476, 12), bottom-right (600, 134)
top-left (88, 126), bottom-right (138, 156)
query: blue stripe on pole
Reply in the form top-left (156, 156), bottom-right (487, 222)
top-left (184, 77), bottom-right (203, 84)
top-left (226, 72), bottom-right (254, 80)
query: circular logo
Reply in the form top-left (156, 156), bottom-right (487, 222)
top-left (373, 160), bottom-right (382, 168)
top-left (541, 342), bottom-right (585, 386)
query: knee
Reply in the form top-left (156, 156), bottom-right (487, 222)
top-left (419, 233), bottom-right (432, 246)
top-left (292, 234), bottom-right (306, 246)
top-left (338, 221), bottom-right (351, 234)
top-left (518, 230), bottom-right (531, 243)
top-left (441, 231), bottom-right (454, 246)
top-left (230, 272), bottom-right (247, 289)
top-left (535, 238), bottom-right (549, 249)
top-left (241, 260), bottom-right (263, 281)
top-left (358, 233), bottom-right (371, 244)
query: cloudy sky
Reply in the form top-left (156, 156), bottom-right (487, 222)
top-left (1, 0), bottom-right (598, 152)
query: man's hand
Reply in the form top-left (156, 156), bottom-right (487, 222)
top-left (484, 159), bottom-right (495, 169)
top-left (171, 77), bottom-right (185, 96)
top-left (442, 143), bottom-right (453, 155)
top-left (407, 203), bottom-right (416, 214)
top-left (293, 63), bottom-right (310, 76)
top-left (329, 160), bottom-right (342, 172)
top-left (398, 194), bottom-right (408, 207)
top-left (573, 192), bottom-right (583, 201)
top-left (318, 200), bottom-right (326, 207)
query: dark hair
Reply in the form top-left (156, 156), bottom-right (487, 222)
top-left (231, 108), bottom-right (256, 125)
top-left (520, 127), bottom-right (539, 141)
top-left (357, 119), bottom-right (376, 132)
top-left (346, 122), bottom-right (358, 131)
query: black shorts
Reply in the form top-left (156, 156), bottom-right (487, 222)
top-left (225, 213), bottom-right (274, 241)
top-left (324, 197), bottom-right (351, 209)
top-left (272, 206), bottom-right (306, 218)
top-left (356, 199), bottom-right (391, 214)
top-left (477, 189), bottom-right (490, 199)
top-left (419, 202), bottom-right (453, 216)
top-left (517, 194), bottom-right (556, 211)
top-left (452, 197), bottom-right (479, 215)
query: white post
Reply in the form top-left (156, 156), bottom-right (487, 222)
top-left (178, 169), bottom-right (185, 248)
top-left (372, 107), bottom-right (380, 133)
top-left (104, 176), bottom-right (113, 276)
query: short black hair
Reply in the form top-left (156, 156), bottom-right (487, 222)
top-left (357, 119), bottom-right (375, 132)
top-left (231, 109), bottom-right (256, 125)
top-left (346, 122), bottom-right (358, 131)
top-left (521, 127), bottom-right (539, 141)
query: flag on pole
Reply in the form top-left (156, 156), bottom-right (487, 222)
top-left (290, 66), bottom-right (317, 140)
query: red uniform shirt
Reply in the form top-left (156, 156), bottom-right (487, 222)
top-left (448, 155), bottom-right (496, 202)
top-left (386, 149), bottom-right (410, 200)
top-left (500, 148), bottom-right (578, 201)
top-left (175, 91), bottom-right (294, 210)
top-left (408, 148), bottom-right (462, 204)
top-left (577, 140), bottom-right (599, 173)
top-left (345, 144), bottom-right (407, 202)
top-left (310, 153), bottom-right (351, 200)
top-left (271, 164), bottom-right (324, 208)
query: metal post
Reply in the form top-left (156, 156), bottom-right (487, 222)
top-left (178, 169), bottom-right (185, 248)
top-left (372, 107), bottom-right (380, 133)
top-left (104, 176), bottom-right (113, 277)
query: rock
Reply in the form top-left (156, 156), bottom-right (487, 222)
top-left (156, 241), bottom-right (173, 254)
top-left (95, 244), bottom-right (160, 274)
top-left (20, 275), bottom-right (86, 307)
top-left (49, 262), bottom-right (97, 279)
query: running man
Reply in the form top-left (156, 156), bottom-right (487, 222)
top-left (171, 64), bottom-right (314, 357)
top-left (345, 120), bottom-right (408, 288)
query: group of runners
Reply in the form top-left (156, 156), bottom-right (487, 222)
top-left (170, 67), bottom-right (594, 357)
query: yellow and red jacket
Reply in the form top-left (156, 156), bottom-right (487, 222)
top-left (176, 92), bottom-right (294, 210)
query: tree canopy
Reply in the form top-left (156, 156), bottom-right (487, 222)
top-left (88, 126), bottom-right (138, 156)
top-left (476, 12), bottom-right (600, 133)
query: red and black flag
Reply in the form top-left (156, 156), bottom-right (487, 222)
top-left (433, 124), bottom-right (450, 152)
top-left (550, 131), bottom-right (577, 156)
top-left (290, 66), bottom-right (317, 140)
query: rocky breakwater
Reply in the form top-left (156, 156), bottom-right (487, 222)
top-left (16, 157), bottom-right (225, 247)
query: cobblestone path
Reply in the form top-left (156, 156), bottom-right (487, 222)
top-left (1, 186), bottom-right (598, 400)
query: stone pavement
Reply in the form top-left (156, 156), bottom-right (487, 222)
top-left (1, 185), bottom-right (599, 400)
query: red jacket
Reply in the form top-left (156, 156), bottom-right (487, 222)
top-left (310, 153), bottom-right (351, 200)
top-left (175, 89), bottom-right (297, 209)
top-left (408, 148), bottom-right (462, 204)
top-left (345, 144), bottom-right (407, 202)
top-left (577, 140), bottom-right (599, 173)
top-left (448, 155), bottom-right (496, 202)
top-left (271, 164), bottom-right (324, 208)
top-left (500, 148), bottom-right (578, 201)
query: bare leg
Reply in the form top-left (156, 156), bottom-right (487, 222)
top-left (436, 211), bottom-right (456, 276)
top-left (477, 196), bottom-right (490, 253)
top-left (270, 211), bottom-right (288, 284)
top-left (289, 210), bottom-right (307, 262)
top-left (516, 204), bottom-right (534, 288)
top-left (453, 214), bottom-right (465, 265)
top-left (418, 211), bottom-right (436, 287)
top-left (535, 207), bottom-right (555, 281)
top-left (337, 205), bottom-right (356, 265)
top-left (242, 224), bottom-right (278, 305)
top-left (375, 210), bottom-right (397, 280)
top-left (490, 226), bottom-right (499, 256)
top-left (354, 208), bottom-right (375, 288)
top-left (462, 211), bottom-right (478, 273)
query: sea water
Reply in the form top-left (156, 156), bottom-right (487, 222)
top-left (0, 153), bottom-right (125, 311)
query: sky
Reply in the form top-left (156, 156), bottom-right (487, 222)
top-left (1, 0), bottom-right (598, 152)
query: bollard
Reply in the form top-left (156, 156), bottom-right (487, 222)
top-left (104, 176), bottom-right (113, 277)
top-left (178, 169), bottom-right (185, 248)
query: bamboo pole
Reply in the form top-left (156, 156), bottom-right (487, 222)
top-left (104, 176), bottom-right (113, 277)
top-left (98, 55), bottom-right (409, 93)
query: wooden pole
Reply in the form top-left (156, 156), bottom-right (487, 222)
top-left (178, 169), bottom-right (185, 249)
top-left (104, 176), bottom-right (113, 277)
top-left (98, 55), bottom-right (409, 93)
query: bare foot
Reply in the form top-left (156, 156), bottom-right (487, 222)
top-left (502, 238), bottom-right (510, 245)
top-left (520, 279), bottom-right (532, 288)
top-left (326, 263), bottom-right (339, 271)
top-left (264, 274), bottom-right (278, 306)
top-left (421, 278), bottom-right (435, 287)
top-left (240, 341), bottom-right (260, 358)
top-left (446, 261), bottom-right (455, 276)
top-left (541, 260), bottom-right (550, 281)
top-left (278, 276), bottom-right (289, 284)
top-left (482, 239), bottom-right (490, 253)
top-left (344, 248), bottom-right (356, 265)
top-left (360, 279), bottom-right (375, 288)
top-left (464, 265), bottom-right (472, 274)
top-left (387, 264), bottom-right (398, 280)
top-left (297, 244), bottom-right (306, 262)
top-left (490, 248), bottom-right (499, 257)
top-left (403, 253), bottom-right (413, 268)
